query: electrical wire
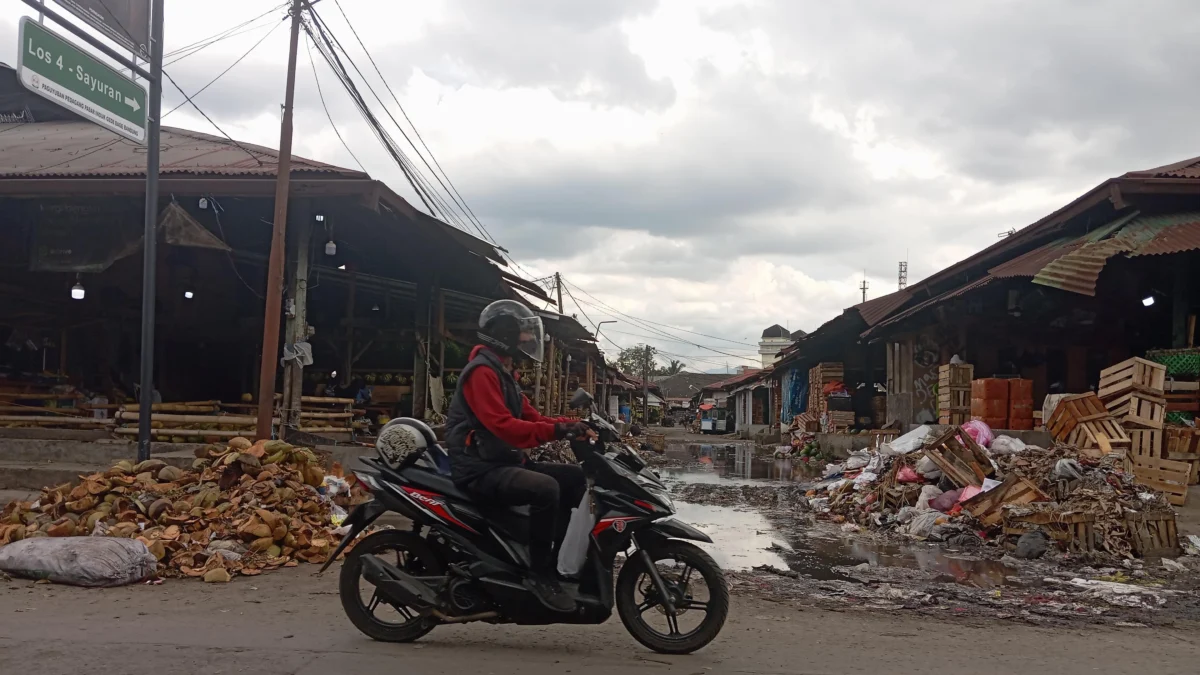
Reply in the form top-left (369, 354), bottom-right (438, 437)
top-left (563, 277), bottom-right (757, 347)
top-left (329, 0), bottom-right (497, 246)
top-left (161, 70), bottom-right (265, 167)
top-left (208, 196), bottom-right (264, 300)
top-left (163, 16), bottom-right (286, 118)
top-left (304, 35), bottom-right (365, 172)
top-left (164, 4), bottom-right (288, 66)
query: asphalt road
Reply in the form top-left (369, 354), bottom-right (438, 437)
top-left (2, 566), bottom-right (1198, 675)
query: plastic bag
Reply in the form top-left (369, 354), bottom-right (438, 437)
top-left (904, 511), bottom-right (945, 539)
top-left (1053, 459), bottom-right (1084, 481)
top-left (930, 488), bottom-right (964, 512)
top-left (884, 425), bottom-right (933, 455)
top-left (0, 537), bottom-right (157, 587)
top-left (915, 485), bottom-right (944, 510)
top-left (844, 451), bottom-right (871, 471)
top-left (959, 485), bottom-right (983, 502)
top-left (896, 466), bottom-right (922, 483)
top-left (557, 491), bottom-right (593, 578)
top-left (990, 435), bottom-right (1027, 455)
top-left (962, 420), bottom-right (994, 448)
top-left (915, 455), bottom-right (941, 477)
top-left (853, 471), bottom-right (879, 490)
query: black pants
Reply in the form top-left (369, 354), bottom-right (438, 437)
top-left (467, 462), bottom-right (587, 572)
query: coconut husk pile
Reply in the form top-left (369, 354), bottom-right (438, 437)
top-left (0, 437), bottom-right (346, 581)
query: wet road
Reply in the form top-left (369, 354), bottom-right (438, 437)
top-left (2, 566), bottom-right (1198, 675)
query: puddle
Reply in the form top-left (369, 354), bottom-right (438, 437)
top-left (670, 465), bottom-right (1019, 588)
top-left (658, 443), bottom-right (819, 483)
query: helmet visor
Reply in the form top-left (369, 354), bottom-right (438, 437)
top-left (517, 315), bottom-right (545, 362)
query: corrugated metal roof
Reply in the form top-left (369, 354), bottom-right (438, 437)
top-left (1125, 156), bottom-right (1200, 179)
top-left (987, 238), bottom-right (1084, 278)
top-left (1031, 237), bottom-right (1131, 296)
top-left (0, 121), bottom-right (365, 178)
top-left (1127, 214), bottom-right (1200, 256)
top-left (863, 277), bottom-right (992, 336)
top-left (854, 289), bottom-right (912, 327)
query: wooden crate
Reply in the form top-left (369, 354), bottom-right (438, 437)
top-left (1046, 392), bottom-right (1131, 454)
top-left (1098, 357), bottom-right (1166, 399)
top-left (1131, 455), bottom-right (1191, 506)
top-left (1003, 510), bottom-right (1096, 553)
top-left (1164, 425), bottom-right (1200, 485)
top-left (647, 433), bottom-right (666, 453)
top-left (938, 363), bottom-right (974, 389)
top-left (1125, 512), bottom-right (1180, 558)
top-left (1105, 390), bottom-right (1166, 429)
top-left (962, 474), bottom-right (1049, 526)
top-left (924, 426), bottom-right (995, 487)
top-left (1129, 428), bottom-right (1163, 461)
top-left (937, 386), bottom-right (971, 426)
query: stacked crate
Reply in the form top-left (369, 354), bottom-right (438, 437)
top-left (937, 363), bottom-right (973, 426)
top-left (808, 362), bottom-right (853, 431)
top-left (1008, 379), bottom-right (1034, 431)
top-left (971, 378), bottom-right (1009, 430)
top-left (1099, 358), bottom-right (1167, 460)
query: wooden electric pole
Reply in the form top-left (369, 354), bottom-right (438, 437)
top-left (255, 0), bottom-right (305, 441)
top-left (555, 272), bottom-right (564, 313)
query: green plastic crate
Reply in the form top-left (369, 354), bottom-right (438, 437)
top-left (1146, 348), bottom-right (1200, 378)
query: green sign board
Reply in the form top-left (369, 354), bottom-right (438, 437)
top-left (17, 17), bottom-right (147, 143)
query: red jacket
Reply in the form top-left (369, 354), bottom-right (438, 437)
top-left (461, 345), bottom-right (572, 449)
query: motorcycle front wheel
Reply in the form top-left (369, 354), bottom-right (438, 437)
top-left (615, 540), bottom-right (729, 654)
top-left (339, 530), bottom-right (443, 643)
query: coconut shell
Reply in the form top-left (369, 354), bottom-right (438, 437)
top-left (46, 520), bottom-right (76, 537)
top-left (249, 536), bottom-right (275, 553)
top-left (228, 437), bottom-right (253, 451)
top-left (203, 568), bottom-right (232, 583)
top-left (158, 466), bottom-right (183, 482)
top-left (135, 459), bottom-right (167, 474)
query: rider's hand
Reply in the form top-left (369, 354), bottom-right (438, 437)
top-left (554, 421), bottom-right (593, 440)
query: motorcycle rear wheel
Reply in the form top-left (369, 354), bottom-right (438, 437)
top-left (339, 530), bottom-right (443, 642)
top-left (616, 540), bottom-right (729, 654)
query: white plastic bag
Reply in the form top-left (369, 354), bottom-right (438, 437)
top-left (990, 435), bottom-right (1027, 455)
top-left (0, 537), bottom-right (157, 587)
top-left (885, 425), bottom-right (933, 455)
top-left (557, 491), bottom-right (593, 578)
top-left (915, 484), bottom-right (944, 511)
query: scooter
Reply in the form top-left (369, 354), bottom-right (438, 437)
top-left (320, 389), bottom-right (728, 654)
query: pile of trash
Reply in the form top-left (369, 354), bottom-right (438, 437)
top-left (804, 424), bottom-right (1176, 558)
top-left (526, 440), bottom-right (577, 464)
top-left (0, 438), bottom-right (350, 583)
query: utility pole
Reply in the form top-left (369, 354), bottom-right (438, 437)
top-left (555, 272), bottom-right (564, 314)
top-left (136, 0), bottom-right (165, 462)
top-left (859, 275), bottom-right (870, 303)
top-left (642, 347), bottom-right (649, 426)
top-left (255, 0), bottom-right (305, 441)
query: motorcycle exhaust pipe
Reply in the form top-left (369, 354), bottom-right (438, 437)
top-left (359, 554), bottom-right (442, 609)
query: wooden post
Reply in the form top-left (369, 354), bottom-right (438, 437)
top-left (586, 357), bottom-right (594, 398)
top-left (343, 264), bottom-right (356, 386)
top-left (254, 0), bottom-right (305, 442)
top-left (412, 280), bottom-right (431, 419)
top-left (545, 339), bottom-right (557, 415)
top-left (58, 329), bottom-right (67, 376)
top-left (281, 200), bottom-right (311, 431)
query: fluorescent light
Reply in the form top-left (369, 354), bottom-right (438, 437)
top-left (184, 291), bottom-right (194, 299)
top-left (1143, 295), bottom-right (1155, 307)
top-left (338, 264), bottom-right (346, 270)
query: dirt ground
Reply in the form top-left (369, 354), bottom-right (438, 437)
top-left (1, 564), bottom-right (1199, 675)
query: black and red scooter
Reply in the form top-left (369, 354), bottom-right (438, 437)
top-left (320, 389), bottom-right (728, 654)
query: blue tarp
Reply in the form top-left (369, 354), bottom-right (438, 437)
top-left (780, 365), bottom-right (808, 423)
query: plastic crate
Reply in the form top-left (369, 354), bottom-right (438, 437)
top-left (1146, 348), bottom-right (1200, 378)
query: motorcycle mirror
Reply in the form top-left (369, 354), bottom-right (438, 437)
top-left (569, 387), bottom-right (594, 410)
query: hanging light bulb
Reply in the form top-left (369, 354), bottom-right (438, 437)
top-left (70, 275), bottom-right (85, 301)
top-left (325, 240), bottom-right (337, 256)
top-left (338, 264), bottom-right (346, 270)
top-left (184, 290), bottom-right (195, 300)
top-left (372, 303), bottom-right (380, 311)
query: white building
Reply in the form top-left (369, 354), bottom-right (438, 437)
top-left (758, 324), bottom-right (803, 367)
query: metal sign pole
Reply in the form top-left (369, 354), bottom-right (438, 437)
top-left (136, 0), bottom-right (164, 462)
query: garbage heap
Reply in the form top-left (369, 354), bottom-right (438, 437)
top-left (0, 438), bottom-right (350, 580)
top-left (807, 424), bottom-right (1178, 559)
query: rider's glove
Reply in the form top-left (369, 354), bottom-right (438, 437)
top-left (554, 421), bottom-right (591, 440)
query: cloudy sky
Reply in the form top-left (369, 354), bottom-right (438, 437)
top-left (5, 1), bottom-right (1200, 372)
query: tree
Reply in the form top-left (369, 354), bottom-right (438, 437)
top-left (658, 359), bottom-right (685, 376)
top-left (616, 344), bottom-right (658, 378)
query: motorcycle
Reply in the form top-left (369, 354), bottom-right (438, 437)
top-left (320, 389), bottom-right (728, 654)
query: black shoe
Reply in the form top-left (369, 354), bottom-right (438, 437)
top-left (524, 574), bottom-right (575, 613)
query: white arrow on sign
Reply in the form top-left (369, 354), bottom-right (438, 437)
top-left (124, 96), bottom-right (140, 112)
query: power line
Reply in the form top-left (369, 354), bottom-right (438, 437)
top-left (304, 35), bottom-right (365, 172)
top-left (328, 0), bottom-right (496, 246)
top-left (163, 16), bottom-right (285, 118)
top-left (164, 4), bottom-right (287, 65)
top-left (563, 279), bottom-right (762, 362)
top-left (562, 277), bottom-right (756, 347)
top-left (161, 69), bottom-right (264, 167)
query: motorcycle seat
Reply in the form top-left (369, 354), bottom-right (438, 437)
top-left (401, 468), bottom-right (531, 517)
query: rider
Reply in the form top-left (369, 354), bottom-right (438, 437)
top-left (445, 300), bottom-right (591, 613)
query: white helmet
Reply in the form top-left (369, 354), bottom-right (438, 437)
top-left (376, 422), bottom-right (429, 470)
